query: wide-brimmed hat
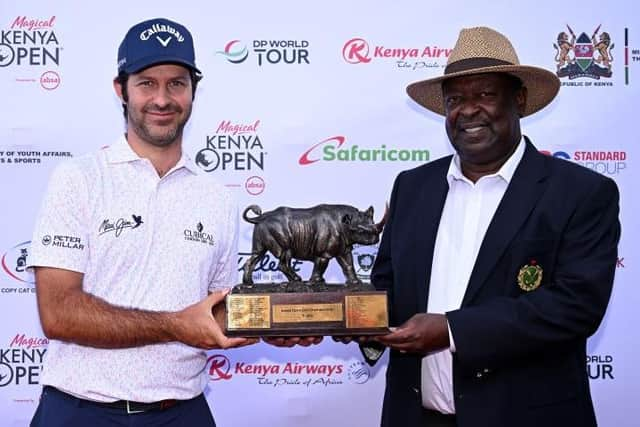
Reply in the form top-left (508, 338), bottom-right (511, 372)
top-left (406, 26), bottom-right (560, 117)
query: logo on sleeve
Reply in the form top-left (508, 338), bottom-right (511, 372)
top-left (99, 214), bottom-right (144, 237)
top-left (184, 222), bottom-right (215, 246)
top-left (41, 235), bottom-right (84, 250)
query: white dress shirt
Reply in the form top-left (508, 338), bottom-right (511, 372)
top-left (421, 138), bottom-right (525, 413)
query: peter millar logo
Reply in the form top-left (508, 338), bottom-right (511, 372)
top-left (184, 222), bottom-right (215, 246)
top-left (1, 241), bottom-right (34, 285)
top-left (217, 39), bottom-right (309, 66)
top-left (299, 136), bottom-right (429, 166)
top-left (554, 25), bottom-right (614, 86)
top-left (216, 40), bottom-right (249, 63)
top-left (342, 37), bottom-right (451, 70)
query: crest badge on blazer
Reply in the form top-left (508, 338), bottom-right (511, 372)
top-left (518, 259), bottom-right (543, 291)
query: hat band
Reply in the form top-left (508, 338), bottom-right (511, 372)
top-left (445, 57), bottom-right (514, 74)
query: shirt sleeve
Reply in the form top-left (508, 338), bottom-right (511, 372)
top-left (27, 160), bottom-right (90, 274)
top-left (207, 190), bottom-right (239, 292)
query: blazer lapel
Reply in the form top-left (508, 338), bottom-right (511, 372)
top-left (461, 138), bottom-right (550, 306)
top-left (415, 160), bottom-right (450, 313)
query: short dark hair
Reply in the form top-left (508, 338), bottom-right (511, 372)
top-left (114, 66), bottom-right (202, 118)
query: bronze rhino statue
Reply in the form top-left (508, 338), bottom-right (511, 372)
top-left (241, 204), bottom-right (386, 285)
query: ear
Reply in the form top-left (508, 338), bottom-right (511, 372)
top-left (113, 78), bottom-right (125, 103)
top-left (365, 206), bottom-right (374, 218)
top-left (342, 214), bottom-right (352, 225)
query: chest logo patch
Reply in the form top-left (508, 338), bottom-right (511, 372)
top-left (517, 259), bottom-right (543, 292)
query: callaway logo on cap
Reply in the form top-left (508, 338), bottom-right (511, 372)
top-left (117, 18), bottom-right (201, 74)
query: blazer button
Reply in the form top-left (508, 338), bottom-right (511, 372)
top-left (475, 372), bottom-right (483, 378)
top-left (483, 368), bottom-right (490, 373)
top-left (412, 387), bottom-right (420, 395)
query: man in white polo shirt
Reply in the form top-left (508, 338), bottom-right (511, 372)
top-left (28, 18), bottom-right (255, 427)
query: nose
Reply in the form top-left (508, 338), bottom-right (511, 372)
top-left (458, 98), bottom-right (480, 117)
top-left (152, 86), bottom-right (172, 108)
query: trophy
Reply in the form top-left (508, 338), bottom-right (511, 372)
top-left (224, 204), bottom-right (389, 337)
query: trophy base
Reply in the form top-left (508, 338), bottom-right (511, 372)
top-left (224, 282), bottom-right (389, 337)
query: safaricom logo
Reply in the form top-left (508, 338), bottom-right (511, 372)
top-left (299, 136), bottom-right (429, 165)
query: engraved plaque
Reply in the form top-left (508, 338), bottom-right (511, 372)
top-left (273, 303), bottom-right (343, 323)
top-left (225, 285), bottom-right (389, 337)
top-left (226, 295), bottom-right (270, 330)
top-left (345, 294), bottom-right (388, 329)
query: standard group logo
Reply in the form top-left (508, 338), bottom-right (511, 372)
top-left (554, 25), bottom-right (614, 86)
top-left (1, 16), bottom-right (63, 90)
top-left (342, 37), bottom-right (451, 71)
top-left (1, 241), bottom-right (35, 291)
top-left (0, 334), bottom-right (47, 387)
top-left (217, 39), bottom-right (310, 66)
top-left (540, 149), bottom-right (627, 176)
top-left (299, 136), bottom-right (429, 166)
top-left (196, 120), bottom-right (267, 195)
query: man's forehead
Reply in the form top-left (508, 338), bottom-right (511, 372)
top-left (130, 63), bottom-right (191, 79)
top-left (443, 72), bottom-right (512, 88)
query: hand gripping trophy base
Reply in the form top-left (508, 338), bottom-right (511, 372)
top-left (224, 204), bottom-right (390, 337)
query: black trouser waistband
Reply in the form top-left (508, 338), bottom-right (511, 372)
top-left (43, 385), bottom-right (189, 414)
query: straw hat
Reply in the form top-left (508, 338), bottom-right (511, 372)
top-left (406, 26), bottom-right (560, 117)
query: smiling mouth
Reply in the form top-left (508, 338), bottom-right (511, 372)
top-left (459, 124), bottom-right (489, 135)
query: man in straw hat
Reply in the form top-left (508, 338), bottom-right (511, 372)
top-left (368, 26), bottom-right (620, 427)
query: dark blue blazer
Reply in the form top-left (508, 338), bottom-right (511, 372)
top-left (371, 138), bottom-right (620, 427)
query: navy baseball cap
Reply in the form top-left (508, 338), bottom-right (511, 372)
top-left (117, 18), bottom-right (201, 74)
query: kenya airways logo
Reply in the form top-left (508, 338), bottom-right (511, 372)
top-left (208, 354), bottom-right (232, 381)
top-left (343, 38), bottom-right (371, 64)
top-left (342, 37), bottom-right (451, 69)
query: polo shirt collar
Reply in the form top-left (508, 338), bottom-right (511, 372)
top-left (446, 136), bottom-right (525, 186)
top-left (105, 135), bottom-right (199, 175)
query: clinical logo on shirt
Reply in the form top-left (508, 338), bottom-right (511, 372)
top-left (98, 214), bottom-right (143, 237)
top-left (517, 260), bottom-right (543, 292)
top-left (184, 222), bottom-right (215, 246)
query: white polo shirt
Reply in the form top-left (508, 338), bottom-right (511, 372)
top-left (28, 136), bottom-right (238, 403)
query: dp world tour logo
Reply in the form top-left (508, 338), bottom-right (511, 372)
top-left (554, 24), bottom-right (614, 80)
top-left (217, 40), bottom-right (249, 63)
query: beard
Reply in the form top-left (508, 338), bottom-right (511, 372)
top-left (127, 101), bottom-right (192, 147)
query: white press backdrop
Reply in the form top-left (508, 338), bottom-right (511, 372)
top-left (0, 1), bottom-right (637, 426)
